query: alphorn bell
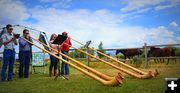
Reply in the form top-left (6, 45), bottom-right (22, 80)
top-left (20, 36), bottom-right (123, 86)
top-left (67, 37), bottom-right (159, 78)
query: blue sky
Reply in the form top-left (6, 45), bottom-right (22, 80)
top-left (0, 0), bottom-right (180, 52)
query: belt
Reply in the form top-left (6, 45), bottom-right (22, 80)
top-left (4, 49), bottom-right (15, 51)
top-left (20, 50), bottom-right (31, 52)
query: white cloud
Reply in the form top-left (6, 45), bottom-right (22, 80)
top-left (39, 0), bottom-right (73, 8)
top-left (170, 21), bottom-right (178, 28)
top-left (0, 0), bottom-right (29, 27)
top-left (155, 0), bottom-right (180, 11)
top-left (135, 8), bottom-right (152, 14)
top-left (0, 0), bottom-right (179, 53)
top-left (28, 7), bottom-right (178, 49)
top-left (176, 37), bottom-right (180, 41)
top-left (120, 0), bottom-right (164, 12)
top-left (120, 8), bottom-right (152, 19)
top-left (39, 0), bottom-right (59, 3)
top-left (121, 0), bottom-right (180, 13)
top-left (53, 0), bottom-right (73, 8)
top-left (148, 26), bottom-right (174, 39)
top-left (155, 4), bottom-right (173, 11)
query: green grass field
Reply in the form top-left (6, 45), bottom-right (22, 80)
top-left (0, 60), bottom-right (180, 93)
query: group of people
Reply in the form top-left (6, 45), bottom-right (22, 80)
top-left (0, 24), bottom-right (71, 81)
top-left (49, 32), bottom-right (72, 79)
top-left (0, 24), bottom-right (32, 81)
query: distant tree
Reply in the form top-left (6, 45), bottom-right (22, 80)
top-left (97, 42), bottom-right (106, 58)
top-left (69, 47), bottom-right (86, 58)
top-left (175, 47), bottom-right (180, 56)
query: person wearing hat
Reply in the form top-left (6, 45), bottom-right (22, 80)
top-left (61, 31), bottom-right (72, 79)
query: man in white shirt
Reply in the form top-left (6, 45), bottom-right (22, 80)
top-left (1, 24), bottom-right (17, 81)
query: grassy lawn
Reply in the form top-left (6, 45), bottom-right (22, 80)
top-left (0, 60), bottom-right (180, 93)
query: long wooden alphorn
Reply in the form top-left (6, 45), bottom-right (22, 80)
top-left (71, 38), bottom-right (159, 77)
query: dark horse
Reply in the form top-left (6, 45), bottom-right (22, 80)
top-left (116, 49), bottom-right (143, 63)
top-left (148, 47), bottom-right (176, 64)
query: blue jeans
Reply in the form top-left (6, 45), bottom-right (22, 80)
top-left (19, 51), bottom-right (31, 78)
top-left (61, 52), bottom-right (69, 76)
top-left (1, 49), bottom-right (15, 81)
top-left (50, 54), bottom-right (59, 73)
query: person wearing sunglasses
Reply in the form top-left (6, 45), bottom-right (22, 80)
top-left (18, 29), bottom-right (33, 78)
top-left (1, 24), bottom-right (18, 81)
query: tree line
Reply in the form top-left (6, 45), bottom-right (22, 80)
top-left (69, 41), bottom-right (106, 58)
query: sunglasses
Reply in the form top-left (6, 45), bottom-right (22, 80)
top-left (26, 33), bottom-right (29, 34)
top-left (9, 28), bottom-right (13, 30)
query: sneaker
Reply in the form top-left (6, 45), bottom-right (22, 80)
top-left (8, 79), bottom-right (13, 81)
top-left (24, 76), bottom-right (29, 78)
top-left (1, 79), bottom-right (5, 82)
top-left (65, 75), bottom-right (69, 80)
top-left (61, 76), bottom-right (66, 79)
top-left (54, 76), bottom-right (58, 80)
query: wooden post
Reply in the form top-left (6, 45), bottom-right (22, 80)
top-left (86, 47), bottom-right (90, 67)
top-left (32, 52), bottom-right (34, 74)
top-left (85, 40), bottom-right (91, 67)
top-left (43, 51), bottom-right (46, 74)
top-left (73, 50), bottom-right (75, 58)
top-left (144, 43), bottom-right (148, 68)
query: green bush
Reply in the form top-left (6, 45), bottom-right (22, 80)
top-left (69, 49), bottom-right (86, 58)
top-left (116, 54), bottom-right (125, 59)
top-left (175, 48), bottom-right (180, 56)
top-left (97, 42), bottom-right (105, 58)
top-left (132, 56), bottom-right (143, 68)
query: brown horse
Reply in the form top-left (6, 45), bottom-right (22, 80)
top-left (148, 47), bottom-right (176, 64)
top-left (116, 49), bottom-right (143, 63)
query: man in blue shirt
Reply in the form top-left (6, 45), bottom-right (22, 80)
top-left (1, 24), bottom-right (18, 81)
top-left (19, 29), bottom-right (33, 78)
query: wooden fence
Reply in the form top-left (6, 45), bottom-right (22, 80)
top-left (104, 43), bottom-right (180, 67)
top-left (1, 43), bottom-right (180, 68)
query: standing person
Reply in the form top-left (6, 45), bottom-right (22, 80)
top-left (1, 24), bottom-right (18, 81)
top-left (18, 29), bottom-right (33, 78)
top-left (49, 34), bottom-right (60, 77)
top-left (61, 32), bottom-right (72, 79)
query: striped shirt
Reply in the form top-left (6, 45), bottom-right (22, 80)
top-left (1, 32), bottom-right (17, 50)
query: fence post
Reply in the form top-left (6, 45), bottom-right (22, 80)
top-left (85, 41), bottom-right (91, 68)
top-left (86, 47), bottom-right (90, 67)
top-left (43, 51), bottom-right (46, 74)
top-left (144, 43), bottom-right (148, 68)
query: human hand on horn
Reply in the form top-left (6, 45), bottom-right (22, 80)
top-left (58, 45), bottom-right (61, 48)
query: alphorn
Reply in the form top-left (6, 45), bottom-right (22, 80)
top-left (21, 36), bottom-right (123, 86)
top-left (31, 37), bottom-right (114, 81)
top-left (69, 38), bottom-right (159, 78)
